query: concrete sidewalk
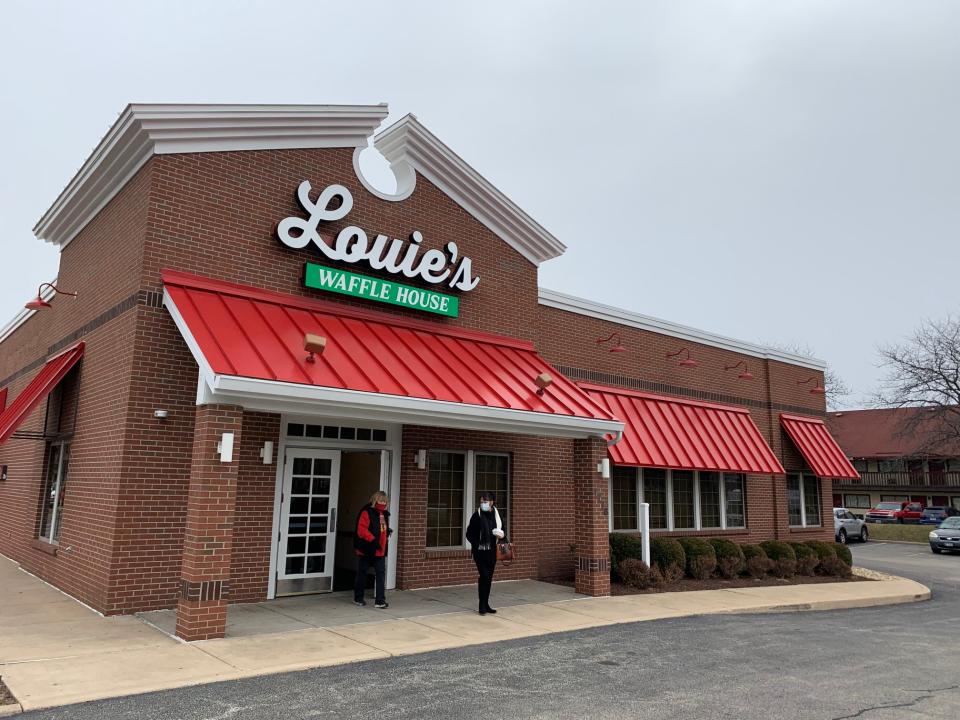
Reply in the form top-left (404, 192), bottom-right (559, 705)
top-left (0, 556), bottom-right (930, 713)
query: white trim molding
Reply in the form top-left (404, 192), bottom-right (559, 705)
top-left (374, 114), bottom-right (566, 267)
top-left (538, 288), bottom-right (827, 371)
top-left (35, 103), bottom-right (390, 248)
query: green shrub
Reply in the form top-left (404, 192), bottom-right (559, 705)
top-left (677, 537), bottom-right (717, 580)
top-left (609, 533), bottom-right (644, 580)
top-left (760, 540), bottom-right (797, 578)
top-left (709, 538), bottom-right (745, 578)
top-left (804, 540), bottom-right (838, 567)
top-left (821, 554), bottom-right (852, 578)
top-left (618, 558), bottom-right (664, 589)
top-left (789, 542), bottom-right (819, 576)
top-left (650, 537), bottom-right (686, 582)
top-left (834, 543), bottom-right (853, 567)
top-left (740, 544), bottom-right (773, 578)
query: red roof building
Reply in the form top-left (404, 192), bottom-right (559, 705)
top-left (1, 103), bottom-right (838, 640)
top-left (827, 408), bottom-right (960, 512)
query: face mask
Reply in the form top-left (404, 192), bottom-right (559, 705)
top-left (375, 502), bottom-right (387, 510)
top-left (480, 502), bottom-right (491, 512)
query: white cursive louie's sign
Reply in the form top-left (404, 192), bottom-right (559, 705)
top-left (277, 182), bottom-right (480, 292)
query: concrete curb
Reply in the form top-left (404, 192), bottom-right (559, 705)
top-left (0, 703), bottom-right (23, 717)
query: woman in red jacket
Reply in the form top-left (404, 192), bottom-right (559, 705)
top-left (353, 491), bottom-right (391, 608)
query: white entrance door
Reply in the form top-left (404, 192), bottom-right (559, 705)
top-left (276, 449), bottom-right (341, 595)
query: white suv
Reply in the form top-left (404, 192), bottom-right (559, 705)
top-left (834, 507), bottom-right (868, 544)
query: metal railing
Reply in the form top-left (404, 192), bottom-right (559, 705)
top-left (834, 471), bottom-right (960, 489)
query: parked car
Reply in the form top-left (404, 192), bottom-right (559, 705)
top-left (834, 508), bottom-right (869, 544)
top-left (919, 506), bottom-right (960, 525)
top-left (865, 501), bottom-right (925, 524)
top-left (929, 517), bottom-right (960, 554)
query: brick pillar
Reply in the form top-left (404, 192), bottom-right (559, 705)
top-left (175, 404), bottom-right (243, 641)
top-left (574, 436), bottom-right (610, 596)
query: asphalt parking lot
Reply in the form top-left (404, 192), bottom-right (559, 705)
top-left (19, 541), bottom-right (960, 720)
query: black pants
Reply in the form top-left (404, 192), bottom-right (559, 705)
top-left (473, 549), bottom-right (497, 610)
top-left (354, 555), bottom-right (386, 604)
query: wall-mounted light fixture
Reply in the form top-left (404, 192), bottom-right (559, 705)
top-left (153, 409), bottom-right (169, 419)
top-left (596, 457), bottom-right (611, 479)
top-left (666, 347), bottom-right (698, 368)
top-left (535, 372), bottom-right (553, 396)
top-left (415, 449), bottom-right (427, 470)
top-left (797, 376), bottom-right (826, 395)
top-left (596, 332), bottom-right (626, 353)
top-left (724, 361), bottom-right (754, 380)
top-left (216, 432), bottom-right (235, 463)
top-left (260, 441), bottom-right (274, 465)
top-left (304, 333), bottom-right (327, 363)
top-left (25, 283), bottom-right (78, 311)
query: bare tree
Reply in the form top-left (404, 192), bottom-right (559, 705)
top-left (765, 341), bottom-right (852, 411)
top-left (877, 315), bottom-right (960, 451)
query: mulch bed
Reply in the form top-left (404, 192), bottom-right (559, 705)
top-left (610, 573), bottom-right (867, 596)
top-left (0, 677), bottom-right (17, 706)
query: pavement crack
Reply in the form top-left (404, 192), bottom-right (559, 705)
top-left (832, 684), bottom-right (960, 719)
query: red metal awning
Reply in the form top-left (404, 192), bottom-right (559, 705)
top-left (162, 271), bottom-right (621, 438)
top-left (0, 342), bottom-right (85, 444)
top-left (581, 383), bottom-right (785, 474)
top-left (780, 413), bottom-right (860, 479)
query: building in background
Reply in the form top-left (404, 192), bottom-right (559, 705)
top-left (828, 407), bottom-right (960, 513)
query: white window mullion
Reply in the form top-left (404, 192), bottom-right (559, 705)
top-left (635, 467), bottom-right (642, 532)
top-left (666, 470), bottom-right (674, 531)
top-left (799, 473), bottom-right (807, 528)
top-left (693, 472), bottom-right (702, 530)
top-left (49, 445), bottom-right (66, 543)
top-left (719, 474), bottom-right (728, 529)
top-left (463, 450), bottom-right (476, 549)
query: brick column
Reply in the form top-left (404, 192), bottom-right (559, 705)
top-left (573, 436), bottom-right (610, 596)
top-left (175, 404), bottom-right (243, 641)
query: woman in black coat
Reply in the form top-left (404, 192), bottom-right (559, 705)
top-left (465, 491), bottom-right (505, 615)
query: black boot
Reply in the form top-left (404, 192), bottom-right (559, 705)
top-left (484, 605), bottom-right (497, 614)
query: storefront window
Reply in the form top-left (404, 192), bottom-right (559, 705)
top-left (671, 470), bottom-right (695, 530)
top-left (610, 466), bottom-right (638, 530)
top-left (643, 469), bottom-right (668, 529)
top-left (38, 442), bottom-right (70, 543)
top-left (426, 452), bottom-right (465, 547)
top-left (698, 472), bottom-right (722, 529)
top-left (787, 473), bottom-right (822, 527)
top-left (723, 473), bottom-right (746, 528)
top-left (474, 453), bottom-right (510, 537)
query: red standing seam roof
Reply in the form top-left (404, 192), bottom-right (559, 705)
top-left (581, 383), bottom-right (785, 474)
top-left (161, 270), bottom-right (615, 423)
top-left (780, 413), bottom-right (860, 479)
top-left (0, 342), bottom-right (85, 445)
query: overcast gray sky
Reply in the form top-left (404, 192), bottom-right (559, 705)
top-left (1, 1), bottom-right (958, 407)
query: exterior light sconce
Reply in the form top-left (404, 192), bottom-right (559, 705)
top-left (216, 432), bottom-right (235, 463)
top-left (596, 457), bottom-right (611, 479)
top-left (724, 361), bottom-right (754, 380)
top-left (666, 347), bottom-right (698, 368)
top-left (596, 332), bottom-right (627, 353)
top-left (25, 283), bottom-right (78, 311)
top-left (304, 333), bottom-right (327, 363)
top-left (414, 449), bottom-right (427, 470)
top-left (535, 372), bottom-right (553, 396)
top-left (798, 376), bottom-right (826, 395)
top-left (260, 441), bottom-right (274, 465)
top-left (153, 409), bottom-right (169, 419)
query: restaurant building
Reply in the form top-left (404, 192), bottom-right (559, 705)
top-left (0, 103), bottom-right (856, 640)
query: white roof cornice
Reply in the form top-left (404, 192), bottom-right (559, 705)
top-left (538, 288), bottom-right (827, 371)
top-left (374, 114), bottom-right (566, 266)
top-left (34, 103), bottom-right (390, 248)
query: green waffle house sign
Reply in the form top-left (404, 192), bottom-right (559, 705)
top-left (305, 263), bottom-right (460, 318)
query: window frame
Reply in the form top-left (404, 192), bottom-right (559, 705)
top-left (607, 467), bottom-right (747, 533)
top-left (425, 449), bottom-right (511, 550)
top-left (787, 472), bottom-right (823, 528)
top-left (38, 440), bottom-right (71, 545)
top-left (843, 493), bottom-right (872, 510)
